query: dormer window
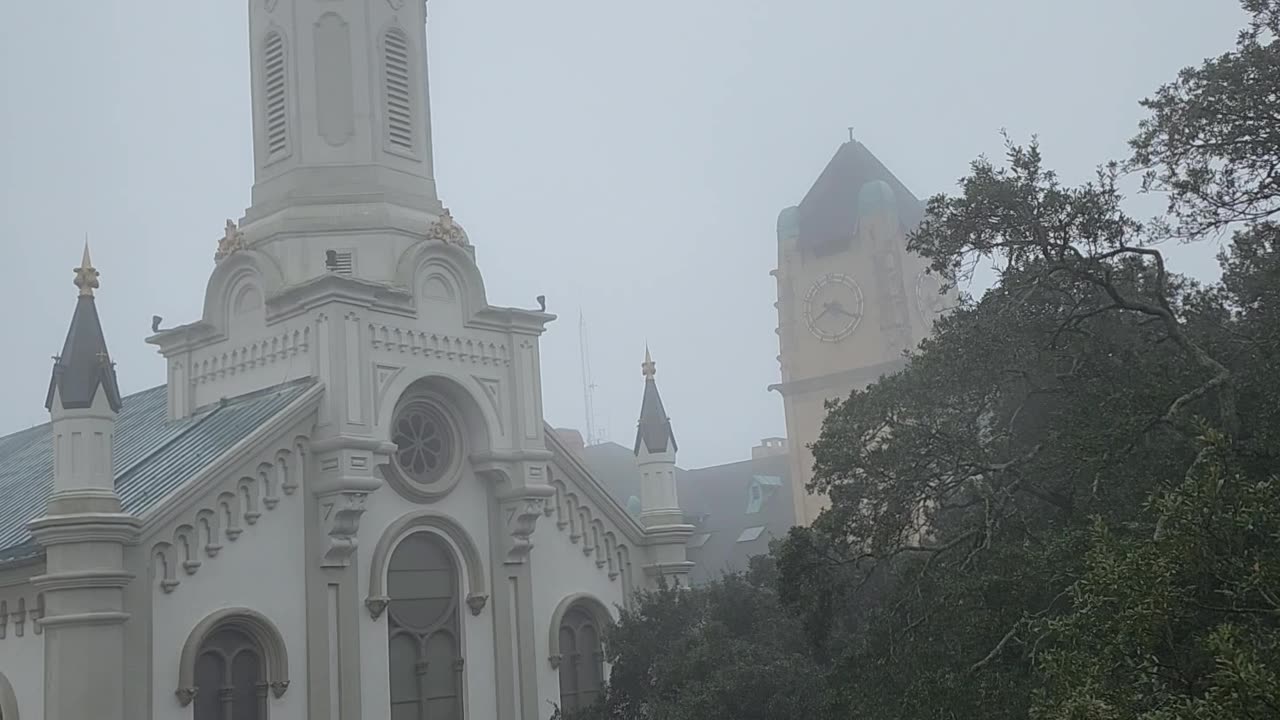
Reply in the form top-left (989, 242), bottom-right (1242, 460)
top-left (746, 475), bottom-right (782, 514)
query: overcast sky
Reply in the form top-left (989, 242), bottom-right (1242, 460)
top-left (0, 1), bottom-right (1247, 469)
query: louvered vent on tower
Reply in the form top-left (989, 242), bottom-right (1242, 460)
top-left (263, 32), bottom-right (289, 158)
top-left (383, 29), bottom-right (414, 152)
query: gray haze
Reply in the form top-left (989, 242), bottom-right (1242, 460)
top-left (0, 1), bottom-right (1246, 469)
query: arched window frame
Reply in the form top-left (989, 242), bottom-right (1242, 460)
top-left (176, 608), bottom-right (290, 708)
top-left (549, 594), bottom-right (613, 712)
top-left (367, 510), bottom-right (489, 620)
top-left (381, 528), bottom-right (466, 720)
top-left (0, 671), bottom-right (18, 720)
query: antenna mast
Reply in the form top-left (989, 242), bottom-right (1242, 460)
top-left (579, 310), bottom-right (600, 446)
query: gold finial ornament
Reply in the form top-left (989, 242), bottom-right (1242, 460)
top-left (425, 209), bottom-right (472, 247)
top-left (641, 347), bottom-right (656, 379)
top-left (215, 219), bottom-right (247, 263)
top-left (73, 241), bottom-right (100, 297)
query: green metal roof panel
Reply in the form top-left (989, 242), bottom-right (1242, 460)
top-left (0, 379), bottom-right (316, 559)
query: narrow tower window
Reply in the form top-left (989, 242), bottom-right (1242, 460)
top-left (382, 28), bottom-right (414, 152)
top-left (263, 32), bottom-right (289, 158)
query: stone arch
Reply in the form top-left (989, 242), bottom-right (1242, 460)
top-left (547, 593), bottom-right (614, 669)
top-left (200, 250), bottom-right (285, 331)
top-left (0, 671), bottom-right (18, 720)
top-left (151, 541), bottom-right (178, 594)
top-left (377, 372), bottom-right (498, 502)
top-left (367, 510), bottom-right (489, 618)
top-left (393, 240), bottom-right (488, 318)
top-left (257, 461), bottom-right (280, 509)
top-left (176, 607), bottom-right (291, 707)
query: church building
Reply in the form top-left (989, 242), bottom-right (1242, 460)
top-left (0, 1), bottom-right (693, 718)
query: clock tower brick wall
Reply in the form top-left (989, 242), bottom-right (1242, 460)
top-left (771, 141), bottom-right (951, 526)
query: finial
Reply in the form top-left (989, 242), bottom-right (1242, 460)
top-left (641, 346), bottom-right (656, 379)
top-left (848, 126), bottom-right (854, 142)
top-left (73, 239), bottom-right (100, 297)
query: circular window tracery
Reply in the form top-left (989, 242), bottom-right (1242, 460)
top-left (385, 394), bottom-right (462, 502)
top-left (393, 402), bottom-right (452, 484)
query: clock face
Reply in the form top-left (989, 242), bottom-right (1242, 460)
top-left (804, 273), bottom-right (865, 343)
top-left (914, 270), bottom-right (949, 325)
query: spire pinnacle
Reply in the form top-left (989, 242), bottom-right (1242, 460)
top-left (634, 346), bottom-right (676, 456)
top-left (642, 346), bottom-right (656, 380)
top-left (73, 239), bottom-right (99, 297)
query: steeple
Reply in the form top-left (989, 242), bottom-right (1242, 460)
top-left (630, 348), bottom-right (694, 585)
top-left (29, 246), bottom-right (140, 720)
top-left (46, 242), bottom-right (123, 413)
top-left (241, 0), bottom-right (444, 262)
top-left (634, 347), bottom-right (677, 456)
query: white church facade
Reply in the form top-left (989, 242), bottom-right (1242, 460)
top-left (0, 1), bottom-right (694, 718)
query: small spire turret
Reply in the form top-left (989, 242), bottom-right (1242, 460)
top-left (46, 243), bottom-right (123, 413)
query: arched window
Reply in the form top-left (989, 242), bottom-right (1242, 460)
top-left (177, 609), bottom-right (289, 715)
top-left (556, 602), bottom-right (607, 713)
top-left (387, 532), bottom-right (463, 720)
top-left (193, 625), bottom-right (267, 719)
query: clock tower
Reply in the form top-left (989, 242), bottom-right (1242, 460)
top-left (771, 140), bottom-right (952, 526)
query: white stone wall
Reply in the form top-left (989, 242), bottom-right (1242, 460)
top-left (529, 515), bottom-right (627, 715)
top-left (0, 581), bottom-right (44, 720)
top-left (145, 454), bottom-right (310, 720)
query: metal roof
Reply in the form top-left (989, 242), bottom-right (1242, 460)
top-left (0, 379), bottom-right (316, 565)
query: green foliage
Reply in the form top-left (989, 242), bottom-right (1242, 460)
top-left (580, 566), bottom-right (829, 720)
top-left (1032, 431), bottom-right (1280, 719)
top-left (580, 3), bottom-right (1280, 718)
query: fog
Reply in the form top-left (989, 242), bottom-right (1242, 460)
top-left (0, 0), bottom-right (1246, 468)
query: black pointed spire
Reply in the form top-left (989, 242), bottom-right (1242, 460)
top-left (45, 244), bottom-right (123, 412)
top-left (634, 348), bottom-right (677, 456)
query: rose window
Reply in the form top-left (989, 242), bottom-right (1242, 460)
top-left (392, 402), bottom-right (453, 485)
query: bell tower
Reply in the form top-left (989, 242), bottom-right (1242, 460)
top-left (241, 0), bottom-right (445, 287)
top-left (771, 140), bottom-right (953, 526)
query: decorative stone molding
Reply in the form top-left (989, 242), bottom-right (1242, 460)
top-left (465, 593), bottom-right (488, 616)
top-left (365, 596), bottom-right (390, 620)
top-left (367, 510), bottom-right (489, 618)
top-left (0, 591), bottom-right (47, 641)
top-left (215, 219), bottom-right (248, 263)
top-left (497, 490), bottom-right (551, 565)
top-left (425, 209), bottom-right (471, 247)
top-left (190, 325), bottom-right (310, 385)
top-left (177, 607), bottom-right (290, 707)
top-left (312, 435), bottom-right (393, 568)
top-left (472, 449), bottom-right (556, 564)
top-left (317, 490), bottom-right (369, 568)
top-left (148, 440), bottom-right (304, 594)
top-left (368, 322), bottom-right (508, 367)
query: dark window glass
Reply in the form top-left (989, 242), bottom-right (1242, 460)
top-left (387, 531), bottom-right (463, 720)
top-left (558, 605), bottom-right (605, 712)
top-left (194, 626), bottom-right (266, 720)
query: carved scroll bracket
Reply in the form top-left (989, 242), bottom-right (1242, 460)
top-left (311, 436), bottom-right (393, 568)
top-left (471, 449), bottom-right (556, 565)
